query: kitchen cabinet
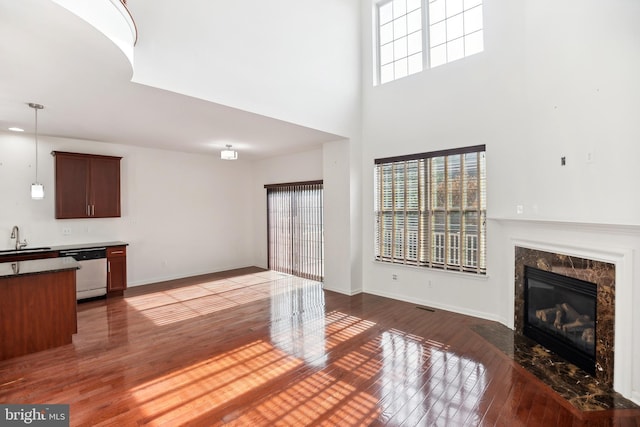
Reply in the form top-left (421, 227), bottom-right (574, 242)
top-left (107, 246), bottom-right (127, 296)
top-left (53, 151), bottom-right (122, 219)
top-left (0, 258), bottom-right (79, 360)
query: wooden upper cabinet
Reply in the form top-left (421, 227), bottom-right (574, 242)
top-left (53, 151), bottom-right (122, 219)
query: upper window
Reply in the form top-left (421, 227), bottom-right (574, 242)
top-left (376, 0), bottom-right (484, 84)
top-left (374, 145), bottom-right (486, 274)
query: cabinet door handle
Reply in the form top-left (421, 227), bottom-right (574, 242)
top-left (91, 205), bottom-right (95, 216)
top-left (87, 205), bottom-right (90, 216)
top-left (111, 250), bottom-right (124, 255)
top-left (108, 261), bottom-right (111, 273)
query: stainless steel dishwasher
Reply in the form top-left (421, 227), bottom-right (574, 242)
top-left (59, 247), bottom-right (107, 300)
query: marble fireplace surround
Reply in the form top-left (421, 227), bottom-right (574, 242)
top-left (514, 246), bottom-right (615, 386)
top-left (510, 236), bottom-right (634, 400)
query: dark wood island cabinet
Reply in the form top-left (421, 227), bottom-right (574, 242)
top-left (0, 257), bottom-right (80, 360)
top-left (53, 151), bottom-right (122, 219)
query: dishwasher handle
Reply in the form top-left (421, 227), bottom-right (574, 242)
top-left (60, 248), bottom-right (106, 261)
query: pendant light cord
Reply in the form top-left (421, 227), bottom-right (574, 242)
top-left (28, 103), bottom-right (44, 183)
top-left (34, 106), bottom-right (39, 182)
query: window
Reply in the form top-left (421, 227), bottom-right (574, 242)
top-left (376, 0), bottom-right (484, 84)
top-left (374, 145), bottom-right (486, 274)
top-left (428, 0), bottom-right (484, 68)
top-left (378, 0), bottom-right (424, 84)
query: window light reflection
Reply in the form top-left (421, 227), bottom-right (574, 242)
top-left (378, 330), bottom-right (487, 425)
top-left (270, 277), bottom-right (327, 366)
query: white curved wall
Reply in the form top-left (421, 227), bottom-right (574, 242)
top-left (52, 0), bottom-right (136, 65)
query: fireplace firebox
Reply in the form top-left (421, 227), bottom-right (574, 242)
top-left (524, 266), bottom-right (597, 375)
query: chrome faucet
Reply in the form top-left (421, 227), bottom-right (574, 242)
top-left (10, 225), bottom-right (27, 250)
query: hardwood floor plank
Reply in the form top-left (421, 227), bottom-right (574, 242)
top-left (0, 269), bottom-right (638, 426)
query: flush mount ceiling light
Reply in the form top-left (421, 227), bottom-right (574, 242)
top-left (8, 127), bottom-right (24, 132)
top-left (29, 102), bottom-right (45, 200)
top-left (220, 144), bottom-right (238, 160)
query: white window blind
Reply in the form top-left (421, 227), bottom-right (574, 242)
top-left (374, 145), bottom-right (486, 274)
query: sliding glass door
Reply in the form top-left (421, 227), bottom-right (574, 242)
top-left (266, 181), bottom-right (324, 281)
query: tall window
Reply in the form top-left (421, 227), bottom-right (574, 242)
top-left (266, 181), bottom-right (324, 281)
top-left (374, 145), bottom-right (486, 274)
top-left (376, 0), bottom-right (484, 84)
top-left (428, 0), bottom-right (484, 68)
top-left (378, 0), bottom-right (424, 84)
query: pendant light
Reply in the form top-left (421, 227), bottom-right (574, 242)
top-left (29, 102), bottom-right (45, 200)
top-left (220, 144), bottom-right (238, 160)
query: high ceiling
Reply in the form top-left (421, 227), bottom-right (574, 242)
top-left (0, 0), bottom-right (342, 160)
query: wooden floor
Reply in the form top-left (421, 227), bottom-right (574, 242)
top-left (1, 267), bottom-right (639, 426)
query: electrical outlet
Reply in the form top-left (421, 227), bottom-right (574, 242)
top-left (516, 205), bottom-right (524, 215)
top-left (62, 227), bottom-right (71, 236)
top-left (392, 274), bottom-right (398, 281)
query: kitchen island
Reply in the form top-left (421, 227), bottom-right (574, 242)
top-left (0, 257), bottom-right (80, 360)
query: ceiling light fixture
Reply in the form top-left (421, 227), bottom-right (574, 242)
top-left (220, 144), bottom-right (238, 160)
top-left (29, 102), bottom-right (45, 200)
top-left (9, 127), bottom-right (24, 132)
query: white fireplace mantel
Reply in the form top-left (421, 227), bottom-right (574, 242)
top-left (490, 216), bottom-right (638, 403)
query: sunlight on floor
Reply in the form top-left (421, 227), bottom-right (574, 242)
top-left (125, 272), bottom-right (314, 326)
top-left (227, 369), bottom-right (381, 426)
top-left (125, 272), bottom-right (385, 425)
top-left (130, 340), bottom-right (304, 425)
top-left (122, 271), bottom-right (486, 425)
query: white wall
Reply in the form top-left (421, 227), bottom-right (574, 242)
top-left (129, 0), bottom-right (362, 138)
top-left (251, 148), bottom-right (325, 270)
top-left (512, 0), bottom-right (640, 224)
top-left (359, 0), bottom-right (640, 401)
top-left (360, 0), bottom-right (640, 315)
top-left (323, 140), bottom-right (355, 295)
top-left (0, 131), bottom-right (255, 286)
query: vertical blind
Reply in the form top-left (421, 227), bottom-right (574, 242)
top-left (374, 145), bottom-right (486, 274)
top-left (266, 181), bottom-right (324, 282)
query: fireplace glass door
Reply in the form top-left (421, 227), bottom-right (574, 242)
top-left (524, 266), bottom-right (597, 374)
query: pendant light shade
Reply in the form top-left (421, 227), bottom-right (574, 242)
top-left (221, 144), bottom-right (238, 160)
top-left (29, 102), bottom-right (45, 200)
top-left (31, 183), bottom-right (44, 199)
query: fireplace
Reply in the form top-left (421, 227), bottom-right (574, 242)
top-left (524, 266), bottom-right (597, 375)
top-left (514, 246), bottom-right (616, 388)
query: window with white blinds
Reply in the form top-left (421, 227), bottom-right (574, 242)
top-left (374, 145), bottom-right (486, 274)
top-left (266, 181), bottom-right (324, 282)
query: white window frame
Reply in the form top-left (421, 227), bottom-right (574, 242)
top-left (375, 0), bottom-right (484, 85)
top-left (374, 145), bottom-right (487, 274)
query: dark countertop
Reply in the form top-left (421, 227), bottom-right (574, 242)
top-left (0, 256), bottom-right (80, 278)
top-left (53, 241), bottom-right (128, 252)
top-left (0, 241), bottom-right (128, 258)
